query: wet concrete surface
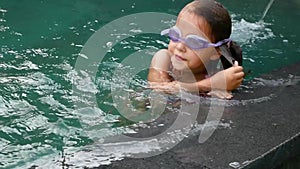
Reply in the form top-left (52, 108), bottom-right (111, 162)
top-left (92, 62), bottom-right (300, 169)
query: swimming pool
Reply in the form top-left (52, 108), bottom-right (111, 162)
top-left (0, 0), bottom-right (300, 168)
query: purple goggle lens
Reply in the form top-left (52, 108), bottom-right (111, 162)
top-left (161, 26), bottom-right (230, 50)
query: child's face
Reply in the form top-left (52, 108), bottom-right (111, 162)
top-left (168, 11), bottom-right (220, 73)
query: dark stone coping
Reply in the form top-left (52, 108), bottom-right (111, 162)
top-left (92, 61), bottom-right (300, 169)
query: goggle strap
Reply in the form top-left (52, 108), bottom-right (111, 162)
top-left (160, 29), bottom-right (170, 36)
top-left (213, 39), bottom-right (231, 47)
top-left (219, 45), bottom-right (235, 65)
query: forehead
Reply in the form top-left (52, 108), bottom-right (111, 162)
top-left (176, 11), bottom-right (212, 40)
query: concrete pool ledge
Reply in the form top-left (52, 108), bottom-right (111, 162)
top-left (242, 132), bottom-right (300, 169)
top-left (93, 62), bottom-right (300, 169)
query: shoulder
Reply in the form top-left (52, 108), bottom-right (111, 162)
top-left (150, 49), bottom-right (172, 68)
top-left (153, 49), bottom-right (171, 59)
top-left (148, 49), bottom-right (173, 82)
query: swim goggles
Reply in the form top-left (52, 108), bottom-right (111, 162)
top-left (161, 26), bottom-right (231, 50)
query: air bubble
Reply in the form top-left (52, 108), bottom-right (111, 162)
top-left (106, 42), bottom-right (113, 48)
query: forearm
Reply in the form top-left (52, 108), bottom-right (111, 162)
top-left (148, 68), bottom-right (172, 82)
top-left (196, 78), bottom-right (212, 92)
top-left (178, 78), bottom-right (211, 93)
top-left (148, 78), bottom-right (215, 95)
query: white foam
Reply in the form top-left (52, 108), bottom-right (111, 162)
top-left (231, 18), bottom-right (275, 45)
top-left (0, 8), bottom-right (8, 13)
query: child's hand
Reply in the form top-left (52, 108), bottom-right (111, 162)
top-left (210, 61), bottom-right (244, 91)
top-left (148, 81), bottom-right (181, 94)
top-left (207, 90), bottom-right (233, 99)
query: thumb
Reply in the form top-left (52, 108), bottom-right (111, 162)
top-left (233, 61), bottom-right (239, 67)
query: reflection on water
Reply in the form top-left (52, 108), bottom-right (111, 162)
top-left (0, 0), bottom-right (300, 168)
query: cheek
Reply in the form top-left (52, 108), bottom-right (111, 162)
top-left (194, 48), bottom-right (218, 61)
top-left (189, 52), bottom-right (204, 66)
top-left (167, 41), bottom-right (176, 53)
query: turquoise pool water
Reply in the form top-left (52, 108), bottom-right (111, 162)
top-left (0, 0), bottom-right (300, 168)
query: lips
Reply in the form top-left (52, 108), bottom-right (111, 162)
top-left (174, 54), bottom-right (187, 61)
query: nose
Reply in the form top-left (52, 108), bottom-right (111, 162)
top-left (175, 41), bottom-right (187, 52)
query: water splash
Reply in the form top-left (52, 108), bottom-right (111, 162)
top-left (231, 0), bottom-right (276, 46)
top-left (231, 18), bottom-right (275, 45)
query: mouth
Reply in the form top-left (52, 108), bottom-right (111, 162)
top-left (174, 55), bottom-right (187, 61)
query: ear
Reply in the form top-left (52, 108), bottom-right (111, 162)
top-left (209, 48), bottom-right (222, 60)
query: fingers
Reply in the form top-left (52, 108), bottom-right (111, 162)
top-left (231, 61), bottom-right (243, 72)
top-left (233, 66), bottom-right (244, 73)
top-left (208, 90), bottom-right (233, 99)
top-left (226, 63), bottom-right (243, 74)
top-left (225, 91), bottom-right (233, 99)
top-left (235, 71), bottom-right (245, 79)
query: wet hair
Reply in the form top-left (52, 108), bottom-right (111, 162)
top-left (189, 0), bottom-right (243, 68)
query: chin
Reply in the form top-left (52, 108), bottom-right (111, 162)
top-left (171, 58), bottom-right (188, 70)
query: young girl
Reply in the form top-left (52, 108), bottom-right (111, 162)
top-left (148, 0), bottom-right (244, 99)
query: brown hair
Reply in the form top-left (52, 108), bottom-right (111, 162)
top-left (191, 0), bottom-right (231, 42)
top-left (189, 0), bottom-right (243, 68)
